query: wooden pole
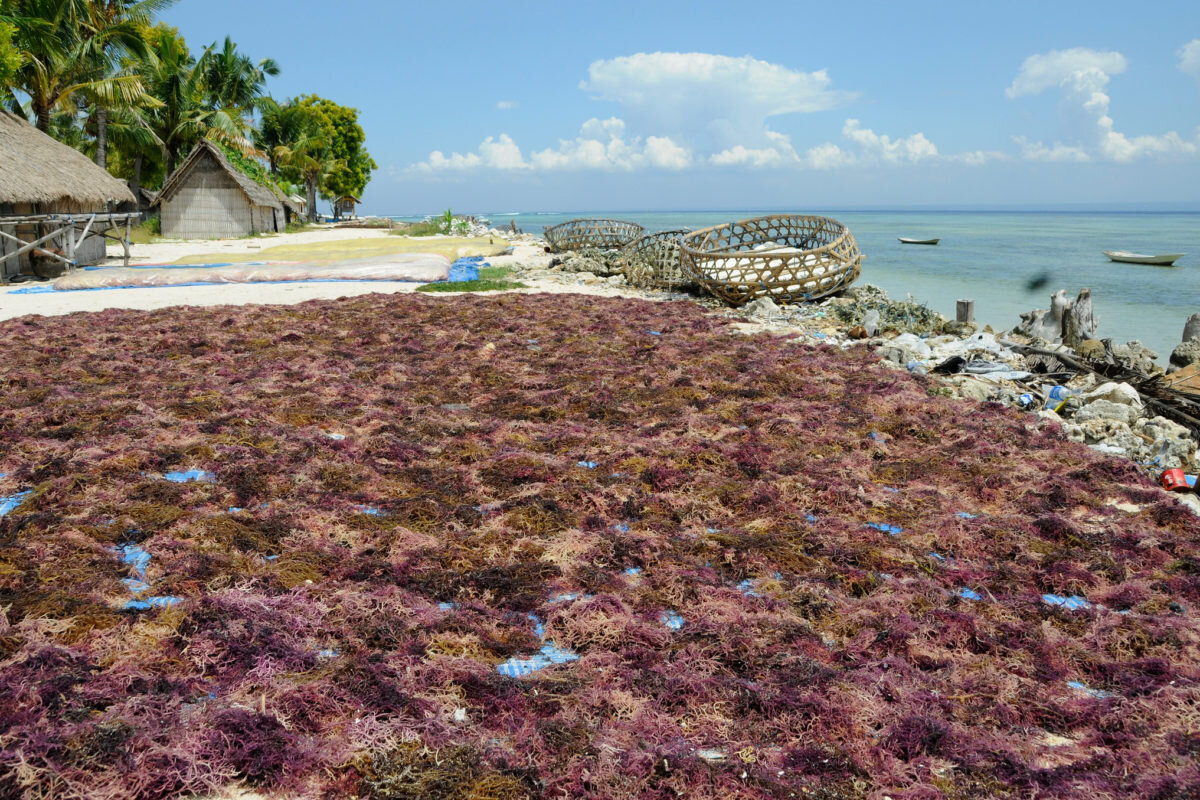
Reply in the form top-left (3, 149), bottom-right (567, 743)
top-left (956, 299), bottom-right (975, 323)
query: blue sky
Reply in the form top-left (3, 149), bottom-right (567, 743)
top-left (164, 0), bottom-right (1200, 214)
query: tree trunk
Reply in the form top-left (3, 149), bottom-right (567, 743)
top-left (306, 175), bottom-right (317, 223)
top-left (131, 152), bottom-right (143, 193)
top-left (94, 107), bottom-right (108, 169)
top-left (35, 104), bottom-right (51, 133)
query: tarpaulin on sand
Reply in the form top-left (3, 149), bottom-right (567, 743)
top-left (51, 254), bottom-right (452, 290)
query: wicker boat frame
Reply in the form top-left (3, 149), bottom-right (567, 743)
top-left (680, 214), bottom-right (862, 305)
top-left (619, 229), bottom-right (691, 289)
top-left (543, 218), bottom-right (645, 253)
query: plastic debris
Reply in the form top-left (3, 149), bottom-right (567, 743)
top-left (120, 544), bottom-right (152, 577)
top-left (162, 469), bottom-right (213, 483)
top-left (696, 749), bottom-right (727, 762)
top-left (613, 522), bottom-right (630, 533)
top-left (866, 522), bottom-right (903, 535)
top-left (929, 552), bottom-right (948, 562)
top-left (958, 588), bottom-right (983, 601)
top-left (737, 579), bottom-right (762, 597)
top-left (624, 567), bottom-right (642, 577)
top-left (661, 610), bottom-right (685, 630)
top-left (0, 490), bottom-right (31, 517)
top-left (496, 643), bottom-right (580, 677)
top-left (316, 649), bottom-right (340, 660)
top-left (956, 511), bottom-right (979, 519)
top-left (576, 461), bottom-right (598, 469)
top-left (355, 505), bottom-right (385, 517)
top-left (646, 330), bottom-right (662, 336)
top-left (437, 602), bottom-right (457, 611)
top-left (1067, 680), bottom-right (1114, 699)
top-left (1043, 594), bottom-right (1091, 611)
top-left (325, 432), bottom-right (346, 440)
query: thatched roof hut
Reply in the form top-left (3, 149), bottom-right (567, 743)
top-left (156, 140), bottom-right (293, 239)
top-left (0, 111), bottom-right (136, 279)
top-left (0, 111), bottom-right (135, 214)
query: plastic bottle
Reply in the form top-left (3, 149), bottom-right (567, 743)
top-left (906, 361), bottom-right (929, 376)
top-left (1017, 393), bottom-right (1035, 409)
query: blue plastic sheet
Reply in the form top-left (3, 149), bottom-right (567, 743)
top-left (958, 588), bottom-right (983, 601)
top-left (661, 610), bottom-right (685, 630)
top-left (447, 258), bottom-right (481, 283)
top-left (1067, 680), bottom-right (1113, 698)
top-left (866, 522), bottom-right (903, 536)
top-left (1043, 593), bottom-right (1091, 611)
top-left (162, 469), bottom-right (214, 483)
top-left (496, 610), bottom-right (579, 677)
top-left (0, 490), bottom-right (31, 517)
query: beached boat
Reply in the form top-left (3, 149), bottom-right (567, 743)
top-left (898, 237), bottom-right (940, 245)
top-left (1103, 250), bottom-right (1185, 266)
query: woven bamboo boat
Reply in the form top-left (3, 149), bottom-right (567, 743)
top-left (619, 229), bottom-right (692, 289)
top-left (680, 214), bottom-right (862, 305)
top-left (543, 218), bottom-right (645, 253)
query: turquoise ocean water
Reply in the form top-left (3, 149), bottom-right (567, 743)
top-left (402, 210), bottom-right (1200, 361)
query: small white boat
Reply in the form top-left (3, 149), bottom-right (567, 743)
top-left (1104, 250), bottom-right (1184, 266)
top-left (898, 237), bottom-right (940, 245)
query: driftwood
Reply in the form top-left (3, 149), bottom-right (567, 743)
top-left (1016, 288), bottom-right (1099, 346)
top-left (1005, 340), bottom-right (1200, 439)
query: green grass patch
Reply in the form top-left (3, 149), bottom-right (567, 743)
top-left (416, 278), bottom-right (527, 294)
top-left (478, 266), bottom-right (513, 280)
top-left (126, 218), bottom-right (159, 245)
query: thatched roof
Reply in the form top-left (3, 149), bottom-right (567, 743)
top-left (0, 111), bottom-right (135, 209)
top-left (158, 140), bottom-right (283, 211)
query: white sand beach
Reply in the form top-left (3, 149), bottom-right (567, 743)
top-left (0, 228), bottom-right (584, 321)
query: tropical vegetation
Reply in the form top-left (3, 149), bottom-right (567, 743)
top-left (0, 0), bottom-right (373, 218)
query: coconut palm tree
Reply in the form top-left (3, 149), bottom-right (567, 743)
top-left (4, 0), bottom-right (155, 133)
top-left (80, 0), bottom-right (176, 167)
top-left (200, 34), bottom-right (277, 138)
top-left (138, 23), bottom-right (236, 176)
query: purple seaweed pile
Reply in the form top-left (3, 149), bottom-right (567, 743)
top-left (0, 293), bottom-right (1197, 799)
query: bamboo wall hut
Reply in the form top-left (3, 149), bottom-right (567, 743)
top-left (156, 140), bottom-right (290, 239)
top-left (335, 195), bottom-right (361, 220)
top-left (0, 111), bottom-right (136, 280)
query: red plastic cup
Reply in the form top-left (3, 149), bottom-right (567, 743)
top-left (1161, 468), bottom-right (1190, 492)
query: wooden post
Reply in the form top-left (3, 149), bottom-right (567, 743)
top-left (956, 299), bottom-right (975, 323)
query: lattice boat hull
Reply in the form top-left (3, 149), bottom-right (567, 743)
top-left (619, 229), bottom-right (691, 289)
top-left (681, 214), bottom-right (862, 305)
top-left (544, 218), bottom-right (645, 253)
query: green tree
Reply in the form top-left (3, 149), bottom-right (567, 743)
top-left (0, 19), bottom-right (22, 91)
top-left (294, 94), bottom-right (375, 216)
top-left (199, 34), bottom-right (277, 141)
top-left (81, 0), bottom-right (176, 168)
top-left (138, 23), bottom-right (236, 177)
top-left (4, 0), bottom-right (156, 132)
top-left (271, 101), bottom-right (338, 222)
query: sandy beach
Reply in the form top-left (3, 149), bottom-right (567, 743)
top-left (0, 228), bottom-right (661, 321)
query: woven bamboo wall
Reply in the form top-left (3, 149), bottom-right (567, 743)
top-left (161, 155), bottom-right (259, 239)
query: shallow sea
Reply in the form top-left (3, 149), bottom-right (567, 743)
top-left (400, 210), bottom-right (1200, 361)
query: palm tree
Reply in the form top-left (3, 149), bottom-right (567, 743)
top-left (4, 0), bottom-right (155, 133)
top-left (200, 34), bottom-right (277, 139)
top-left (81, 0), bottom-right (176, 167)
top-left (139, 23), bottom-right (236, 176)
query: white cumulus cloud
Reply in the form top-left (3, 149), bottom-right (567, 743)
top-left (842, 119), bottom-right (938, 163)
top-left (417, 120), bottom-right (692, 172)
top-left (1008, 46), bottom-right (1198, 163)
top-left (581, 52), bottom-right (855, 153)
top-left (1006, 48), bottom-right (1127, 98)
top-left (1180, 40), bottom-right (1200, 80)
top-left (496, 100), bottom-right (518, 110)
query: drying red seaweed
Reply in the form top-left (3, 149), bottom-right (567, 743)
top-left (0, 292), bottom-right (1196, 799)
